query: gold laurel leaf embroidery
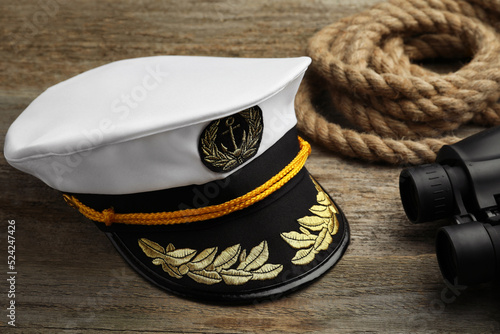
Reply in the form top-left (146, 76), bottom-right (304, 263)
top-left (213, 244), bottom-right (241, 272)
top-left (187, 270), bottom-right (222, 285)
top-left (138, 239), bottom-right (282, 286)
top-left (281, 176), bottom-right (340, 266)
top-left (309, 205), bottom-right (333, 218)
top-left (220, 269), bottom-right (253, 285)
top-left (179, 264), bottom-right (189, 275)
top-left (166, 243), bottom-right (175, 252)
top-left (312, 179), bottom-right (339, 214)
top-left (152, 258), bottom-right (163, 265)
top-left (291, 247), bottom-right (316, 266)
top-left (156, 259), bottom-right (183, 279)
top-left (223, 160), bottom-right (237, 170)
top-left (186, 247), bottom-right (218, 272)
top-left (328, 215), bottom-right (339, 235)
top-left (237, 240), bottom-right (268, 271)
top-left (242, 148), bottom-right (257, 159)
top-left (163, 249), bottom-right (197, 267)
top-left (316, 190), bottom-right (329, 206)
top-left (251, 264), bottom-right (283, 281)
top-left (239, 249), bottom-right (247, 264)
top-left (209, 120), bottom-right (219, 138)
top-left (202, 146), bottom-right (211, 157)
top-left (165, 263), bottom-right (183, 279)
top-left (300, 227), bottom-right (311, 235)
top-left (313, 228), bottom-right (333, 252)
top-left (297, 215), bottom-right (329, 232)
top-left (280, 231), bottom-right (316, 249)
top-left (138, 238), bottom-right (165, 258)
top-left (204, 157), bottom-right (219, 163)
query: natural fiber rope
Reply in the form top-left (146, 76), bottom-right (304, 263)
top-left (296, 0), bottom-right (500, 164)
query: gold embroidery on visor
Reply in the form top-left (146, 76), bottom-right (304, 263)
top-left (138, 178), bottom-right (340, 285)
top-left (138, 239), bottom-right (283, 286)
top-left (281, 177), bottom-right (339, 265)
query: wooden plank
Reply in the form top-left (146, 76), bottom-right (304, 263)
top-left (1, 0), bottom-right (500, 333)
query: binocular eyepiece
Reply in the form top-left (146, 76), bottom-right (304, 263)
top-left (400, 126), bottom-right (500, 286)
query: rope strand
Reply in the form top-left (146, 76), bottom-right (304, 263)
top-left (296, 0), bottom-right (500, 164)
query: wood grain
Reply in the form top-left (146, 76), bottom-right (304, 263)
top-left (1, 0), bottom-right (500, 333)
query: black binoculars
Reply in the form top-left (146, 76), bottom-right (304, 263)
top-left (399, 126), bottom-right (500, 286)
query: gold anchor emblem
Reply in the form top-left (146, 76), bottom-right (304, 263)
top-left (221, 117), bottom-right (244, 161)
top-left (199, 106), bottom-right (263, 172)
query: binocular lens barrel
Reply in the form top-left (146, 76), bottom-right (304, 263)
top-left (399, 164), bottom-right (455, 224)
top-left (436, 222), bottom-right (499, 285)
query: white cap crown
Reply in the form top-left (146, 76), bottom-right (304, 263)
top-left (4, 56), bottom-right (311, 194)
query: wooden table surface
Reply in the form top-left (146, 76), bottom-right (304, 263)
top-left (2, 0), bottom-right (500, 333)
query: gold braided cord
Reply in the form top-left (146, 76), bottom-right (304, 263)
top-left (295, 0), bottom-right (500, 164)
top-left (63, 137), bottom-right (311, 226)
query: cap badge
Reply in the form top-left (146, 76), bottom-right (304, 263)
top-left (199, 106), bottom-right (263, 172)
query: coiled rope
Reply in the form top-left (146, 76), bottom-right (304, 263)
top-left (296, 0), bottom-right (500, 164)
